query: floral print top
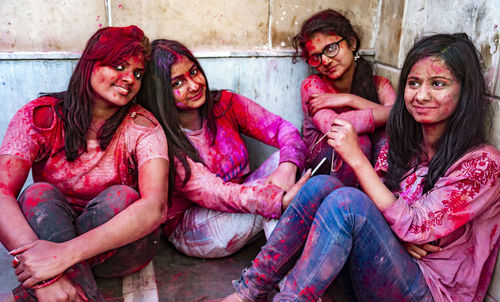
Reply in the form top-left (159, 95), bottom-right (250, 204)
top-left (376, 143), bottom-right (500, 302)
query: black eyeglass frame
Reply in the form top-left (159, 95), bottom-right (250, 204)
top-left (306, 37), bottom-right (346, 67)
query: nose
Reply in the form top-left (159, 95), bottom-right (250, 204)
top-left (415, 84), bottom-right (431, 102)
top-left (186, 77), bottom-right (200, 92)
top-left (321, 53), bottom-right (333, 66)
top-left (121, 71), bottom-right (135, 84)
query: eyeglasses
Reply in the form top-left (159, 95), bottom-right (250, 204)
top-left (306, 38), bottom-right (346, 67)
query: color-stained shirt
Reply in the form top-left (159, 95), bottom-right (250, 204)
top-left (164, 90), bottom-right (307, 235)
top-left (376, 144), bottom-right (500, 302)
top-left (0, 96), bottom-right (169, 211)
top-left (301, 74), bottom-right (395, 165)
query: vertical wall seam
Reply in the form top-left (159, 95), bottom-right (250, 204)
top-left (106, 0), bottom-right (112, 26)
top-left (371, 0), bottom-right (383, 50)
top-left (268, 0), bottom-right (273, 50)
top-left (397, 0), bottom-right (410, 68)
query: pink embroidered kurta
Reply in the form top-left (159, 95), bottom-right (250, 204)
top-left (164, 90), bottom-right (307, 235)
top-left (376, 144), bottom-right (500, 302)
top-left (0, 96), bottom-right (169, 211)
top-left (301, 74), bottom-right (395, 165)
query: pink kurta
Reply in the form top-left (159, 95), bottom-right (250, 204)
top-left (0, 96), bottom-right (169, 211)
top-left (376, 144), bottom-right (500, 302)
top-left (301, 74), bottom-right (395, 165)
top-left (164, 90), bottom-right (307, 235)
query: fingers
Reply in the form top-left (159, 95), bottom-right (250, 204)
top-left (281, 169), bottom-right (312, 212)
top-left (421, 243), bottom-right (442, 253)
top-left (331, 118), bottom-right (351, 127)
top-left (12, 255), bottom-right (20, 267)
top-left (407, 249), bottom-right (422, 259)
top-left (9, 241), bottom-right (37, 256)
top-left (296, 169), bottom-right (311, 186)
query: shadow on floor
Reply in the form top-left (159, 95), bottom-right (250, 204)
top-left (154, 234), bottom-right (266, 301)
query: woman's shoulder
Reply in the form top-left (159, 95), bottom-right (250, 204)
top-left (459, 145), bottom-right (500, 162)
top-left (372, 75), bottom-right (392, 87)
top-left (125, 104), bottom-right (163, 130)
top-left (301, 74), bottom-right (324, 86)
top-left (21, 96), bottom-right (60, 111)
top-left (447, 144), bottom-right (500, 180)
top-left (14, 96), bottom-right (60, 130)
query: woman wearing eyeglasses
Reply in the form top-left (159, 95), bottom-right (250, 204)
top-left (294, 9), bottom-right (395, 186)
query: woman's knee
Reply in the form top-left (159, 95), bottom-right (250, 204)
top-left (18, 182), bottom-right (64, 209)
top-left (87, 185), bottom-right (140, 211)
top-left (294, 175), bottom-right (344, 204)
top-left (77, 185), bottom-right (140, 233)
top-left (322, 187), bottom-right (376, 216)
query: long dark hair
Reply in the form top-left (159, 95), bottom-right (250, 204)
top-left (138, 39), bottom-right (217, 186)
top-left (386, 33), bottom-right (492, 193)
top-left (45, 25), bottom-right (149, 161)
top-left (292, 9), bottom-right (379, 103)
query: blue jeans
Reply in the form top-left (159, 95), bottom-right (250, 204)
top-left (233, 175), bottom-right (433, 302)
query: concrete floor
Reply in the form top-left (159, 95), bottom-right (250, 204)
top-left (0, 233), bottom-right (353, 302)
top-left (0, 234), bottom-right (274, 301)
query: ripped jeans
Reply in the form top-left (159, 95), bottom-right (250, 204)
top-left (13, 182), bottom-right (160, 302)
top-left (233, 175), bottom-right (433, 302)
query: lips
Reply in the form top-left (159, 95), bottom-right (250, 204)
top-left (113, 85), bottom-right (130, 95)
top-left (189, 89), bottom-right (204, 102)
top-left (412, 105), bottom-right (436, 114)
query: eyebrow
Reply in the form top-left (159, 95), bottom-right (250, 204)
top-left (171, 63), bottom-right (196, 81)
top-left (310, 40), bottom-right (343, 56)
top-left (406, 75), bottom-right (452, 81)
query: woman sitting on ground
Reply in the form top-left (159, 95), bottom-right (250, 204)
top-left (138, 39), bottom-right (309, 258)
top-left (0, 26), bottom-right (169, 301)
top-left (294, 9), bottom-right (396, 186)
top-left (224, 33), bottom-right (500, 302)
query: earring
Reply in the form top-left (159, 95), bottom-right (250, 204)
top-left (354, 53), bottom-right (360, 62)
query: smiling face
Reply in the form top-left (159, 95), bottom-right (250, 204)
top-left (304, 32), bottom-right (355, 82)
top-left (90, 55), bottom-right (145, 110)
top-left (404, 57), bottom-right (461, 131)
top-left (170, 55), bottom-right (207, 111)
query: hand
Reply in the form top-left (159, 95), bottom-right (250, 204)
top-left (281, 169), bottom-right (312, 212)
top-left (403, 242), bottom-right (442, 259)
top-left (35, 274), bottom-right (87, 302)
top-left (12, 240), bottom-right (74, 288)
top-left (307, 93), bottom-right (353, 115)
top-left (326, 119), bottom-right (364, 168)
top-left (264, 162), bottom-right (298, 191)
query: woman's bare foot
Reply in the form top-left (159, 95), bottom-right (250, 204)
top-left (2, 293), bottom-right (15, 302)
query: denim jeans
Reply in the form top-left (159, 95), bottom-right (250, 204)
top-left (233, 175), bottom-right (433, 302)
top-left (13, 182), bottom-right (160, 301)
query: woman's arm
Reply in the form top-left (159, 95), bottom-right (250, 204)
top-left (307, 93), bottom-right (392, 129)
top-left (0, 155), bottom-right (38, 252)
top-left (11, 157), bottom-right (169, 288)
top-left (224, 92), bottom-right (306, 189)
top-left (175, 157), bottom-right (284, 219)
top-left (328, 119), bottom-right (500, 244)
top-left (326, 119), bottom-right (396, 209)
top-left (302, 75), bottom-right (395, 134)
top-left (301, 76), bottom-right (376, 135)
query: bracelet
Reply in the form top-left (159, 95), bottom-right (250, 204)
top-left (31, 273), bottom-right (63, 290)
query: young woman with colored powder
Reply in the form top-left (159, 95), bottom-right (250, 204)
top-left (138, 39), bottom-right (310, 259)
top-left (294, 9), bottom-right (396, 186)
top-left (222, 33), bottom-right (500, 302)
top-left (0, 26), bottom-right (169, 301)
